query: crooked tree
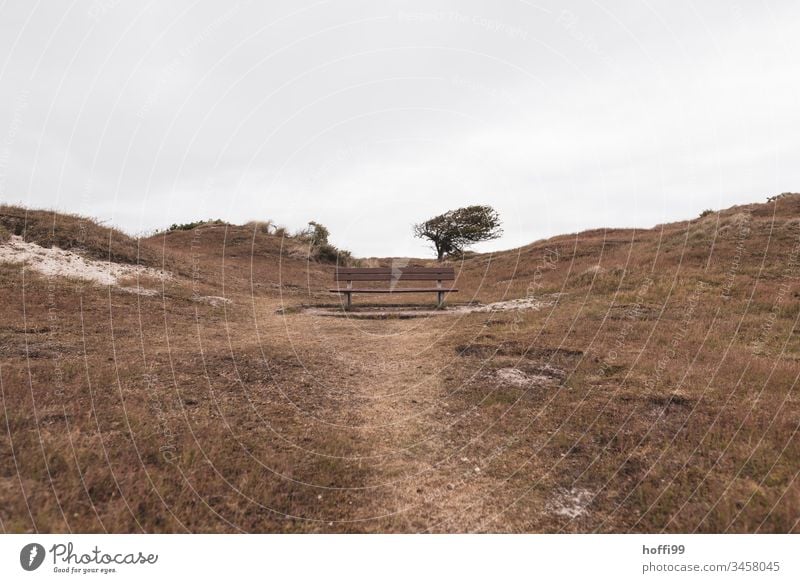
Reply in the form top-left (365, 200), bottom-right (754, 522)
top-left (413, 205), bottom-right (502, 261)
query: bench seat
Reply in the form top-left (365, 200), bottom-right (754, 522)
top-left (329, 287), bottom-right (458, 294)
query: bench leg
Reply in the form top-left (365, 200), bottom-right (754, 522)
top-left (437, 291), bottom-right (444, 308)
top-left (345, 292), bottom-right (352, 310)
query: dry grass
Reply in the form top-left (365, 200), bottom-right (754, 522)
top-left (0, 205), bottom-right (158, 267)
top-left (1, 194), bottom-right (799, 533)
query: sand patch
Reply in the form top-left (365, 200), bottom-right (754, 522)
top-left (194, 295), bottom-right (232, 307)
top-left (495, 366), bottom-right (564, 387)
top-left (454, 297), bottom-right (552, 313)
top-left (119, 286), bottom-right (160, 297)
top-left (0, 235), bottom-right (169, 288)
top-left (548, 487), bottom-right (594, 519)
top-left (496, 368), bottom-right (536, 386)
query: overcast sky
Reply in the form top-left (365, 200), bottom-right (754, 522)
top-left (0, 0), bottom-right (798, 257)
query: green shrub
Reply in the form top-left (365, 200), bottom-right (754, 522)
top-left (316, 242), bottom-right (352, 265)
top-left (167, 219), bottom-right (227, 231)
top-left (295, 221), bottom-right (353, 265)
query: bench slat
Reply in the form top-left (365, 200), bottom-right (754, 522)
top-left (329, 288), bottom-right (458, 293)
top-left (336, 267), bottom-right (453, 272)
top-left (336, 268), bottom-right (454, 281)
top-left (335, 267), bottom-right (454, 272)
top-left (335, 273), bottom-right (455, 281)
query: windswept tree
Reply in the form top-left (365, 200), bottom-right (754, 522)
top-left (413, 205), bottom-right (502, 261)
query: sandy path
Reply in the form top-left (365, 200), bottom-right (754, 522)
top-left (255, 298), bottom-right (501, 531)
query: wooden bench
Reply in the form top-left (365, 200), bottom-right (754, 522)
top-left (329, 267), bottom-right (458, 309)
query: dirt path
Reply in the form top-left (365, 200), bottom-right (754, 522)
top-left (255, 298), bottom-right (504, 531)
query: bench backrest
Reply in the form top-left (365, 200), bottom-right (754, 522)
top-left (335, 267), bottom-right (455, 282)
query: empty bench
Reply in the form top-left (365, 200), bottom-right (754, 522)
top-left (329, 267), bottom-right (458, 308)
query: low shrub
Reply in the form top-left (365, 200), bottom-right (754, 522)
top-left (316, 242), bottom-right (352, 266)
top-left (296, 221), bottom-right (353, 265)
top-left (167, 219), bottom-right (227, 231)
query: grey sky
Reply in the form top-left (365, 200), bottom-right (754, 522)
top-left (1, 0), bottom-right (798, 257)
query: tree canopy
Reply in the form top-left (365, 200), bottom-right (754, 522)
top-left (413, 205), bottom-right (502, 261)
